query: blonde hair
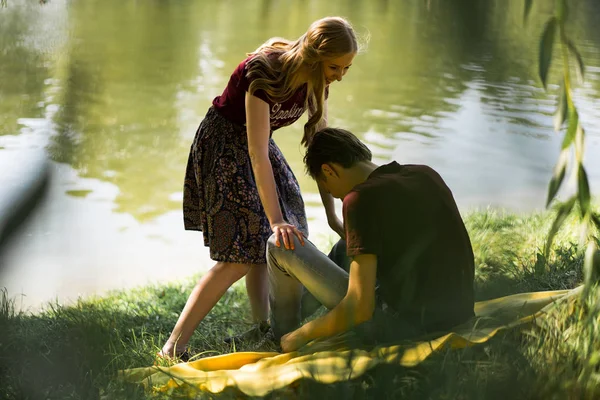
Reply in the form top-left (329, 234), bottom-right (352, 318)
top-left (246, 16), bottom-right (358, 146)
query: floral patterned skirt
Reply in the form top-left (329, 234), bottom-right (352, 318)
top-left (183, 107), bottom-right (308, 264)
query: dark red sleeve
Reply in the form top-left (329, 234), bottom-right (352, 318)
top-left (239, 58), bottom-right (273, 105)
top-left (343, 191), bottom-right (380, 256)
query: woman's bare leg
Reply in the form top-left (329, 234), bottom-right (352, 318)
top-left (161, 261), bottom-right (252, 356)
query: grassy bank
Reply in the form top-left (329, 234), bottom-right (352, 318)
top-left (1, 207), bottom-right (599, 399)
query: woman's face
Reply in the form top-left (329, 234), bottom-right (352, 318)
top-left (323, 53), bottom-right (355, 85)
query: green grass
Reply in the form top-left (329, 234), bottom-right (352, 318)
top-left (1, 207), bottom-right (599, 399)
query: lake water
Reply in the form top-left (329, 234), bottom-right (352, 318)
top-left (1, 0), bottom-right (599, 310)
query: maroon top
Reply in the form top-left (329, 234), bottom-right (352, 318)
top-left (343, 162), bottom-right (475, 331)
top-left (212, 56), bottom-right (309, 130)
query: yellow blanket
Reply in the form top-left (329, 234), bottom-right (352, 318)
top-left (122, 286), bottom-right (581, 396)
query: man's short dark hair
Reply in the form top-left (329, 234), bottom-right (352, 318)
top-left (304, 127), bottom-right (372, 179)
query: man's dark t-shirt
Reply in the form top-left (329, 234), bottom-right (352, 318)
top-left (343, 162), bottom-right (475, 332)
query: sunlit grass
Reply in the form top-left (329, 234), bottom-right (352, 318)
top-left (466, 207), bottom-right (585, 300)
top-left (0, 206), bottom-right (598, 399)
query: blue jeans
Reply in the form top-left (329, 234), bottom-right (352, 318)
top-left (266, 234), bottom-right (421, 344)
top-left (266, 234), bottom-right (350, 339)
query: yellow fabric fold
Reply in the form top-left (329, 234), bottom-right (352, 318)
top-left (121, 286), bottom-right (581, 396)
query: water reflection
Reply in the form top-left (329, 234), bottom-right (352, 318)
top-left (1, 0), bottom-right (600, 308)
top-left (43, 1), bottom-right (208, 221)
top-left (36, 0), bottom-right (600, 219)
top-left (0, 2), bottom-right (50, 137)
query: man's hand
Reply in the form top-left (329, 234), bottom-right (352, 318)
top-left (280, 329), bottom-right (309, 353)
top-left (280, 254), bottom-right (377, 348)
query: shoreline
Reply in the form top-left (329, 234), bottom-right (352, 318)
top-left (0, 202), bottom-right (591, 313)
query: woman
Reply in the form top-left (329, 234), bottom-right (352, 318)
top-left (161, 16), bottom-right (358, 359)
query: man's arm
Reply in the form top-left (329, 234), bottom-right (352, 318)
top-left (280, 253), bottom-right (377, 352)
top-left (312, 99), bottom-right (344, 238)
top-left (318, 180), bottom-right (345, 239)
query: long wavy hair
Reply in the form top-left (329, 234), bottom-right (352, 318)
top-left (246, 17), bottom-right (358, 146)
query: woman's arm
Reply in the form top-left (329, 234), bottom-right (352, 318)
top-left (246, 92), bottom-right (304, 250)
top-left (312, 99), bottom-right (345, 239)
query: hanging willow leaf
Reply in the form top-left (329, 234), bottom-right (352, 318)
top-left (546, 150), bottom-right (569, 207)
top-left (578, 165), bottom-right (591, 216)
top-left (554, 86), bottom-right (568, 132)
top-left (524, 0), bottom-right (534, 22)
top-left (561, 110), bottom-right (578, 149)
top-left (579, 215), bottom-right (590, 247)
top-left (583, 241), bottom-right (599, 288)
top-left (545, 197), bottom-right (577, 257)
top-left (566, 39), bottom-right (585, 83)
top-left (575, 125), bottom-right (585, 162)
top-left (554, 86), bottom-right (569, 132)
top-left (556, 0), bottom-right (568, 22)
top-left (539, 17), bottom-right (557, 89)
top-left (592, 213), bottom-right (600, 232)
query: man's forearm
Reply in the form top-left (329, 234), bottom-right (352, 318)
top-left (298, 295), bottom-right (369, 342)
top-left (318, 183), bottom-right (337, 220)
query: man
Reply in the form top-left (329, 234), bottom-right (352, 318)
top-left (267, 127), bottom-right (475, 352)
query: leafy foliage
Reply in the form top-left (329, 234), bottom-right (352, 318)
top-left (525, 0), bottom-right (599, 287)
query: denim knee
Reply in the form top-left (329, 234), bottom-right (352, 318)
top-left (266, 234), bottom-right (288, 272)
top-left (266, 233), bottom-right (303, 273)
top-left (266, 233), bottom-right (280, 257)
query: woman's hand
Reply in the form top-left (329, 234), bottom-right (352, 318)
top-left (271, 221), bottom-right (305, 250)
top-left (328, 216), bottom-right (345, 240)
